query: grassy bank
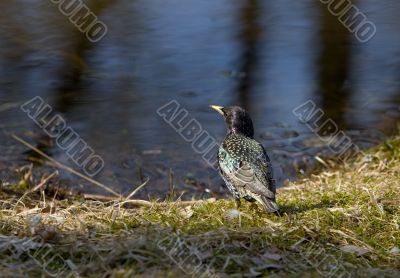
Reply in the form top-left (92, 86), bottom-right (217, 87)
top-left (0, 137), bottom-right (399, 277)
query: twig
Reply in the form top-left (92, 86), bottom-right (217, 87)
top-left (16, 171), bottom-right (58, 205)
top-left (126, 179), bottom-right (149, 200)
top-left (12, 134), bottom-right (121, 198)
top-left (121, 198), bottom-right (216, 207)
top-left (82, 193), bottom-right (216, 207)
top-left (30, 171), bottom-right (58, 193)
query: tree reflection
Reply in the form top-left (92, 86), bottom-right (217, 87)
top-left (27, 0), bottom-right (114, 162)
top-left (236, 0), bottom-right (262, 113)
top-left (316, 3), bottom-right (352, 132)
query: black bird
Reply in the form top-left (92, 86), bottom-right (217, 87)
top-left (211, 105), bottom-right (279, 213)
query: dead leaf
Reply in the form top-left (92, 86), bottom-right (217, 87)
top-left (340, 245), bottom-right (370, 256)
top-left (262, 251), bottom-right (283, 261)
top-left (178, 206), bottom-right (194, 219)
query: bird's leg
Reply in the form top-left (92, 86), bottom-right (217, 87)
top-left (235, 198), bottom-right (241, 209)
top-left (273, 210), bottom-right (282, 217)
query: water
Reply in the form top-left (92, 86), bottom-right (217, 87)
top-left (1, 0), bottom-right (400, 199)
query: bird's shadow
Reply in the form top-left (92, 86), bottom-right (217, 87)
top-left (277, 200), bottom-right (336, 216)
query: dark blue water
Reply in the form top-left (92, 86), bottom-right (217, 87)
top-left (1, 0), bottom-right (399, 199)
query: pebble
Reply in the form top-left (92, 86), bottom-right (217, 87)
top-left (388, 247), bottom-right (400, 254)
top-left (225, 209), bottom-right (240, 220)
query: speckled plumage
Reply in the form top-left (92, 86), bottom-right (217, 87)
top-left (212, 105), bottom-right (279, 213)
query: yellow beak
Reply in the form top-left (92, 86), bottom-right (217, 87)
top-left (210, 105), bottom-right (224, 115)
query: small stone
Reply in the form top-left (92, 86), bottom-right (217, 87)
top-left (281, 130), bottom-right (299, 139)
top-left (388, 247), bottom-right (400, 254)
top-left (225, 209), bottom-right (240, 220)
top-left (340, 245), bottom-right (370, 256)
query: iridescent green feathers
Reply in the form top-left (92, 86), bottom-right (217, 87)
top-left (211, 105), bottom-right (279, 213)
top-left (218, 133), bottom-right (279, 213)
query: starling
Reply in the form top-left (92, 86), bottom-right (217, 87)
top-left (211, 105), bottom-right (279, 213)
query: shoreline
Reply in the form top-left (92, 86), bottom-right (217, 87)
top-left (0, 136), bottom-right (399, 277)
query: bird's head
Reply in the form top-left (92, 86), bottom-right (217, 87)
top-left (210, 105), bottom-right (254, 138)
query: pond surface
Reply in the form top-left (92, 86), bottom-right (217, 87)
top-left (1, 0), bottom-right (400, 199)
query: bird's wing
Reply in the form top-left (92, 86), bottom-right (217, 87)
top-left (257, 144), bottom-right (276, 194)
top-left (218, 151), bottom-right (275, 199)
top-left (234, 161), bottom-right (275, 199)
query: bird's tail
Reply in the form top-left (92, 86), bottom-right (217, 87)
top-left (258, 196), bottom-right (280, 214)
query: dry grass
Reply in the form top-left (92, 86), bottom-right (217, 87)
top-left (0, 138), bottom-right (399, 277)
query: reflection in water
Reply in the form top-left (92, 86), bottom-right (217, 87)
top-left (0, 0), bottom-right (400, 199)
top-left (236, 0), bottom-right (262, 112)
top-left (51, 1), bottom-right (114, 112)
top-left (316, 3), bottom-right (352, 131)
top-left (27, 1), bottom-right (115, 163)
